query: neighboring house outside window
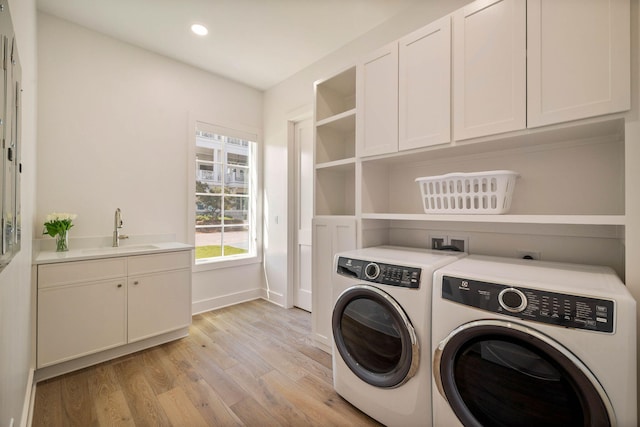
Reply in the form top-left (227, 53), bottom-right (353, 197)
top-left (194, 122), bottom-right (257, 265)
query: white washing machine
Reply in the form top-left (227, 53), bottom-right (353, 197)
top-left (332, 246), bottom-right (466, 427)
top-left (431, 255), bottom-right (637, 427)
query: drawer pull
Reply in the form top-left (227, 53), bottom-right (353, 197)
top-left (133, 281), bottom-right (139, 285)
top-left (117, 284), bottom-right (122, 288)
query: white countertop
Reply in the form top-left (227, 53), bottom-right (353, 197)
top-left (34, 241), bottom-right (193, 265)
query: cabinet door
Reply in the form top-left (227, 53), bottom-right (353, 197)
top-left (311, 217), bottom-right (357, 352)
top-left (357, 42), bottom-right (399, 157)
top-left (37, 279), bottom-right (126, 367)
top-left (399, 15), bottom-right (451, 151)
top-left (453, 0), bottom-right (526, 141)
top-left (527, 0), bottom-right (630, 128)
top-left (127, 269), bottom-right (191, 343)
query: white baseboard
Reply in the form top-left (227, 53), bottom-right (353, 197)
top-left (191, 287), bottom-right (267, 315)
top-left (22, 368), bottom-right (35, 427)
top-left (264, 288), bottom-right (285, 307)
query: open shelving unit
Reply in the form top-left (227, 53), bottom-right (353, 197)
top-left (314, 66), bottom-right (357, 216)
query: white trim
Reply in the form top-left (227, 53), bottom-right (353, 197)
top-left (192, 254), bottom-right (260, 272)
top-left (191, 288), bottom-right (267, 314)
top-left (21, 368), bottom-right (35, 427)
top-left (286, 106), bottom-right (313, 309)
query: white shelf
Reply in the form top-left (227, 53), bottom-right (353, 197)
top-left (360, 213), bottom-right (626, 226)
top-left (315, 157), bottom-right (356, 171)
top-left (316, 109), bottom-right (356, 130)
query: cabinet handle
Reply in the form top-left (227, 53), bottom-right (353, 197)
top-left (133, 281), bottom-right (139, 285)
top-left (117, 283), bottom-right (123, 288)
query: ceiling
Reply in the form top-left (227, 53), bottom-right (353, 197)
top-left (36, 0), bottom-right (420, 91)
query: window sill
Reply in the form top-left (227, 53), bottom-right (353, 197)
top-left (192, 254), bottom-right (260, 273)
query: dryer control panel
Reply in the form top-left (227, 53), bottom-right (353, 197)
top-left (337, 257), bottom-right (421, 288)
top-left (442, 276), bottom-right (615, 333)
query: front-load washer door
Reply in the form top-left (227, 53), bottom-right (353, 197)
top-left (433, 320), bottom-right (614, 427)
top-left (333, 284), bottom-right (419, 388)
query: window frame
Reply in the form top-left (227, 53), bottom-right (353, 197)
top-left (188, 117), bottom-right (261, 272)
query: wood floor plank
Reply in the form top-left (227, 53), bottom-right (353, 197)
top-left (32, 299), bottom-right (380, 427)
top-left (261, 369), bottom-right (356, 427)
top-left (86, 363), bottom-right (121, 398)
top-left (181, 378), bottom-right (244, 426)
top-left (140, 345), bottom-right (187, 396)
top-left (93, 389), bottom-right (136, 427)
top-left (229, 396), bottom-right (284, 427)
top-left (160, 338), bottom-right (202, 384)
top-left (32, 379), bottom-right (63, 427)
top-left (168, 337), bottom-right (248, 407)
top-left (225, 363), bottom-right (312, 426)
top-left (60, 368), bottom-right (99, 426)
top-left (112, 357), bottom-right (171, 426)
top-left (188, 323), bottom-right (239, 370)
top-left (296, 374), bottom-right (385, 426)
top-left (157, 387), bottom-right (210, 427)
top-left (195, 314), bottom-right (273, 378)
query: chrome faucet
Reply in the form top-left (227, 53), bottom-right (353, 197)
top-left (112, 208), bottom-right (128, 247)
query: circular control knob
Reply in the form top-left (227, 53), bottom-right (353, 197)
top-left (364, 262), bottom-right (381, 280)
top-left (498, 288), bottom-right (527, 313)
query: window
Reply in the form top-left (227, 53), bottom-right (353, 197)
top-left (194, 122), bottom-right (257, 264)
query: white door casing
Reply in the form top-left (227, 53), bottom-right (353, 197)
top-left (294, 117), bottom-right (313, 311)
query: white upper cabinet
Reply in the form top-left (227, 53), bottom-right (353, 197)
top-left (453, 0), bottom-right (526, 141)
top-left (357, 42), bottom-right (399, 157)
top-left (399, 15), bottom-right (451, 151)
top-left (527, 0), bottom-right (630, 128)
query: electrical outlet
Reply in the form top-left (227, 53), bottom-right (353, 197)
top-left (517, 250), bottom-right (541, 260)
top-left (429, 235), bottom-right (447, 250)
top-left (449, 236), bottom-right (468, 252)
top-left (430, 234), bottom-right (468, 252)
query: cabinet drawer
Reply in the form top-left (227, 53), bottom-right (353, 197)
top-left (38, 258), bottom-right (127, 289)
top-left (127, 250), bottom-right (191, 275)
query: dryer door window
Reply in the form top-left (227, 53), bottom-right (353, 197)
top-left (332, 284), bottom-right (419, 388)
top-left (433, 320), bottom-right (614, 427)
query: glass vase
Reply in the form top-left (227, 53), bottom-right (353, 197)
top-left (56, 230), bottom-right (69, 252)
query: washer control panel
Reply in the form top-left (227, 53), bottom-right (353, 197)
top-left (442, 276), bottom-right (615, 333)
top-left (337, 257), bottom-right (421, 289)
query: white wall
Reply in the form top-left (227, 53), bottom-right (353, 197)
top-left (262, 0), bottom-right (473, 306)
top-left (0, 0), bottom-right (37, 426)
top-left (37, 14), bottom-right (265, 313)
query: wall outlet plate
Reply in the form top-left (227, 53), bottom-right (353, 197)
top-left (430, 234), bottom-right (468, 252)
top-left (429, 235), bottom-right (447, 250)
top-left (449, 236), bottom-right (468, 252)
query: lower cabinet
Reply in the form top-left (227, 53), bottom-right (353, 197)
top-left (37, 278), bottom-right (127, 367)
top-left (128, 269), bottom-right (191, 343)
top-left (36, 250), bottom-right (191, 369)
top-left (311, 216), bottom-right (356, 352)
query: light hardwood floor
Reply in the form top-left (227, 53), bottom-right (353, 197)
top-left (31, 299), bottom-right (382, 426)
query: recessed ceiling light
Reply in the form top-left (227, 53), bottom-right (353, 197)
top-left (191, 24), bottom-right (208, 36)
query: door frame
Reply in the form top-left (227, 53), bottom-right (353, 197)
top-left (286, 106), bottom-right (313, 309)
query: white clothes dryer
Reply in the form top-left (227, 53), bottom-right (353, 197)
top-left (431, 255), bottom-right (637, 427)
top-left (332, 246), bottom-right (465, 427)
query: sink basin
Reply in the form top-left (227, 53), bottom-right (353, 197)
top-left (82, 244), bottom-right (160, 255)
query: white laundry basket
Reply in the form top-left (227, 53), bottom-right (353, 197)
top-left (415, 170), bottom-right (518, 214)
